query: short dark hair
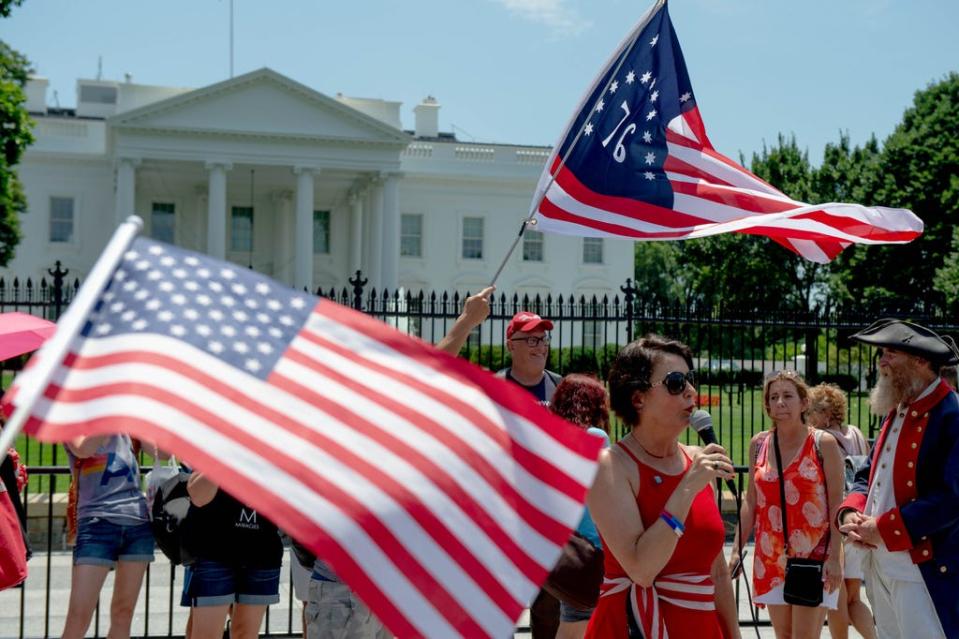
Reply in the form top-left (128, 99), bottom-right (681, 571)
top-left (550, 374), bottom-right (610, 432)
top-left (608, 334), bottom-right (694, 427)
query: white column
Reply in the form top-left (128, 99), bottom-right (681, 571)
top-left (205, 161), bottom-right (232, 259)
top-left (363, 185), bottom-right (375, 281)
top-left (294, 167), bottom-right (318, 292)
top-left (349, 192), bottom-right (364, 276)
top-left (193, 185), bottom-right (208, 253)
top-left (271, 190), bottom-right (293, 285)
top-left (380, 173), bottom-right (400, 292)
top-left (114, 157), bottom-right (140, 226)
top-left (368, 177), bottom-right (385, 292)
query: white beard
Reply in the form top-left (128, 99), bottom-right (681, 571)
top-left (869, 367), bottom-right (927, 416)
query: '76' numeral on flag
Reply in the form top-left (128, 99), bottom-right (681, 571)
top-left (601, 100), bottom-right (636, 163)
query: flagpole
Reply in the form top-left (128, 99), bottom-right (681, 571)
top-left (0, 216), bottom-right (144, 464)
top-left (489, 0), bottom-right (666, 286)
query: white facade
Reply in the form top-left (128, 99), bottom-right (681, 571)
top-left (13, 69), bottom-right (632, 301)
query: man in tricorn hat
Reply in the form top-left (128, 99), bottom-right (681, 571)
top-left (838, 319), bottom-right (959, 639)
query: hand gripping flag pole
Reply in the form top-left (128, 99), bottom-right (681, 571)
top-left (489, 0), bottom-right (666, 286)
top-left (0, 216), bottom-right (144, 464)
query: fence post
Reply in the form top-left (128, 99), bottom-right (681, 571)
top-left (48, 261), bottom-right (69, 320)
top-left (620, 278), bottom-right (638, 343)
top-left (348, 270), bottom-right (367, 312)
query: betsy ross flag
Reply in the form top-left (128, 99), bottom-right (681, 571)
top-left (531, 0), bottom-right (923, 263)
top-left (3, 231), bottom-right (603, 638)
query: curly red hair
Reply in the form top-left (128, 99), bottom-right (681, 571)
top-left (550, 374), bottom-right (610, 432)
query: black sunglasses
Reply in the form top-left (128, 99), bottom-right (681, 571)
top-left (651, 370), bottom-right (696, 395)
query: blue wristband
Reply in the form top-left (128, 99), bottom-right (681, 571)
top-left (660, 510), bottom-right (685, 537)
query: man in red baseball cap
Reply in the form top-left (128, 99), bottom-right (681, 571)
top-left (500, 311), bottom-right (561, 406)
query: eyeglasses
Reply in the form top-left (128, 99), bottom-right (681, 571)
top-left (650, 370), bottom-right (696, 395)
top-left (764, 369), bottom-right (801, 382)
top-left (510, 335), bottom-right (551, 347)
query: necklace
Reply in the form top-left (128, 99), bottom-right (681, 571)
top-left (631, 432), bottom-right (676, 459)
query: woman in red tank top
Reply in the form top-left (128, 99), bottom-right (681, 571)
top-left (584, 335), bottom-right (740, 639)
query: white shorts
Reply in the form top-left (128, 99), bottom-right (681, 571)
top-left (754, 583), bottom-right (840, 610)
top-left (289, 546), bottom-right (312, 602)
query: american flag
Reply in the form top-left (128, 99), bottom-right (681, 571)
top-left (4, 237), bottom-right (603, 638)
top-left (531, 0), bottom-right (923, 263)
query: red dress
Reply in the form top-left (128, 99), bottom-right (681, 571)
top-left (585, 442), bottom-right (727, 639)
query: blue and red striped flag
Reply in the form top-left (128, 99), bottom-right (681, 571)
top-left (532, 0), bottom-right (923, 263)
top-left (4, 237), bottom-right (603, 638)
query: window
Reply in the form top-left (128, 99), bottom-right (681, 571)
top-left (522, 230), bottom-right (544, 262)
top-left (583, 237), bottom-right (604, 264)
top-left (79, 85), bottom-right (117, 104)
top-left (151, 202), bottom-right (175, 244)
top-left (49, 197), bottom-right (74, 243)
top-left (230, 206), bottom-right (253, 252)
top-left (400, 214), bottom-right (423, 257)
top-left (313, 210), bottom-right (330, 254)
top-left (462, 217), bottom-right (484, 260)
top-left (583, 321), bottom-right (602, 347)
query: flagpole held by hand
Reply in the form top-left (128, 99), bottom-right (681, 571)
top-left (488, 0), bottom-right (665, 286)
top-left (0, 216), bottom-right (144, 464)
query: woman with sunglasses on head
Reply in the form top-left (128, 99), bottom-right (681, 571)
top-left (584, 335), bottom-right (739, 639)
top-left (729, 371), bottom-right (845, 639)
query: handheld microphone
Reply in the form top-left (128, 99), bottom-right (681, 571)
top-left (690, 409), bottom-right (738, 497)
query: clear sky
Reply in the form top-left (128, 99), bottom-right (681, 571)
top-left (4, 0), bottom-right (958, 164)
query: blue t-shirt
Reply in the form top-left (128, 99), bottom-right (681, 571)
top-left (68, 434), bottom-right (149, 524)
top-left (575, 427), bottom-right (609, 549)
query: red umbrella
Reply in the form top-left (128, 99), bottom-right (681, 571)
top-left (0, 313), bottom-right (56, 362)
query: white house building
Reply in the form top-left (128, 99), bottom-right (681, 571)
top-left (13, 68), bottom-right (632, 304)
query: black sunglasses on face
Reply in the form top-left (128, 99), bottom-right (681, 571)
top-left (650, 370), bottom-right (696, 395)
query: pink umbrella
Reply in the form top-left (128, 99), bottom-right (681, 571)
top-left (0, 312), bottom-right (56, 362)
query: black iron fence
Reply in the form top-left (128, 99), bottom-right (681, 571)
top-left (5, 265), bottom-right (959, 637)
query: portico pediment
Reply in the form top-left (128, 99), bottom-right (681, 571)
top-left (109, 68), bottom-right (410, 147)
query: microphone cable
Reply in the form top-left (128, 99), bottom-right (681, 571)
top-left (730, 472), bottom-right (761, 639)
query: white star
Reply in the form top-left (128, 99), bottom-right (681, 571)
top-left (642, 131), bottom-right (653, 144)
top-left (644, 172), bottom-right (656, 181)
top-left (290, 297), bottom-right (306, 309)
top-left (244, 298), bottom-right (259, 309)
top-left (233, 342), bottom-right (249, 354)
top-left (255, 283), bottom-right (270, 295)
top-left (221, 296), bottom-right (235, 307)
top-left (184, 281), bottom-right (199, 291)
top-left (134, 290), bottom-right (150, 301)
top-left (221, 325), bottom-right (236, 338)
top-left (209, 309), bottom-right (224, 321)
top-left (148, 245), bottom-right (164, 256)
top-left (245, 326), bottom-right (261, 338)
top-left (160, 256), bottom-right (175, 267)
top-left (172, 268), bottom-right (187, 279)
top-left (145, 299), bottom-right (161, 311)
top-left (646, 109), bottom-right (657, 121)
top-left (595, 98), bottom-right (605, 113)
top-left (196, 325), bottom-right (212, 337)
top-left (122, 281), bottom-right (137, 292)
top-left (650, 90), bottom-right (659, 103)
top-left (268, 327), bottom-right (283, 339)
top-left (257, 313), bottom-right (271, 324)
top-left (132, 319), bottom-right (148, 331)
top-left (159, 281), bottom-right (174, 293)
top-left (121, 310), bottom-right (136, 322)
top-left (680, 92), bottom-right (692, 103)
top-left (267, 300), bottom-right (282, 311)
top-left (584, 122), bottom-right (594, 136)
top-left (102, 292), bottom-right (115, 303)
top-left (124, 251), bottom-right (138, 262)
top-left (110, 302), bottom-right (125, 313)
top-left (147, 270), bottom-right (163, 281)
top-left (171, 325), bottom-right (186, 337)
top-left (158, 310), bottom-right (174, 322)
top-left (209, 281), bottom-right (223, 293)
top-left (640, 71), bottom-right (652, 85)
top-left (233, 310), bottom-right (249, 322)
top-left (135, 260), bottom-right (150, 271)
top-left (184, 256), bottom-right (200, 267)
top-left (257, 343), bottom-right (274, 355)
top-left (625, 70), bottom-right (636, 84)
top-left (197, 268), bottom-right (211, 279)
top-left (220, 268), bottom-right (236, 280)
top-left (184, 309), bottom-right (199, 321)
top-left (171, 294), bottom-right (187, 305)
top-left (231, 283), bottom-right (247, 295)
top-left (609, 80), bottom-right (619, 93)
top-left (644, 152), bottom-right (656, 165)
top-left (279, 315), bottom-right (294, 326)
top-left (197, 294), bottom-right (211, 306)
top-left (649, 34), bottom-right (659, 47)
top-left (113, 270), bottom-right (127, 282)
top-left (95, 323), bottom-right (112, 335)
top-left (244, 359), bottom-right (261, 373)
top-left (208, 341), bottom-right (224, 354)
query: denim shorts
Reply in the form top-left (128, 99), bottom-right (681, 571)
top-left (180, 559), bottom-right (281, 607)
top-left (559, 599), bottom-right (594, 623)
top-left (73, 517), bottom-right (155, 567)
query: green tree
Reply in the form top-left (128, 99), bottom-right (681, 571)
top-left (829, 73), bottom-right (959, 311)
top-left (0, 0), bottom-right (31, 265)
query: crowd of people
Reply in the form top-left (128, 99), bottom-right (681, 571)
top-left (2, 289), bottom-right (959, 639)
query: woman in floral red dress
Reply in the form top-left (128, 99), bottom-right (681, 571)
top-left (729, 371), bottom-right (845, 639)
top-left (585, 335), bottom-right (739, 639)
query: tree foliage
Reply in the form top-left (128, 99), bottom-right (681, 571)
top-left (0, 0), bottom-right (30, 265)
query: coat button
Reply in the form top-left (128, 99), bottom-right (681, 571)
top-left (912, 443), bottom-right (918, 449)
top-left (941, 566), bottom-right (948, 574)
top-left (911, 410), bottom-right (918, 417)
top-left (923, 550), bottom-right (930, 556)
top-left (917, 426), bottom-right (923, 433)
top-left (895, 530), bottom-right (902, 535)
top-left (907, 481), bottom-right (914, 487)
top-left (890, 513), bottom-right (896, 520)
top-left (908, 462), bottom-right (915, 468)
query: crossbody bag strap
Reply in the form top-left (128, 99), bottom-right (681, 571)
top-left (772, 429), bottom-right (790, 556)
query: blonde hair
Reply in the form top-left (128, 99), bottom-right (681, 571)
top-left (763, 370), bottom-right (811, 421)
top-left (808, 383), bottom-right (847, 429)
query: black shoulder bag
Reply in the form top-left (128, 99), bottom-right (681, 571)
top-left (772, 430), bottom-right (825, 607)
